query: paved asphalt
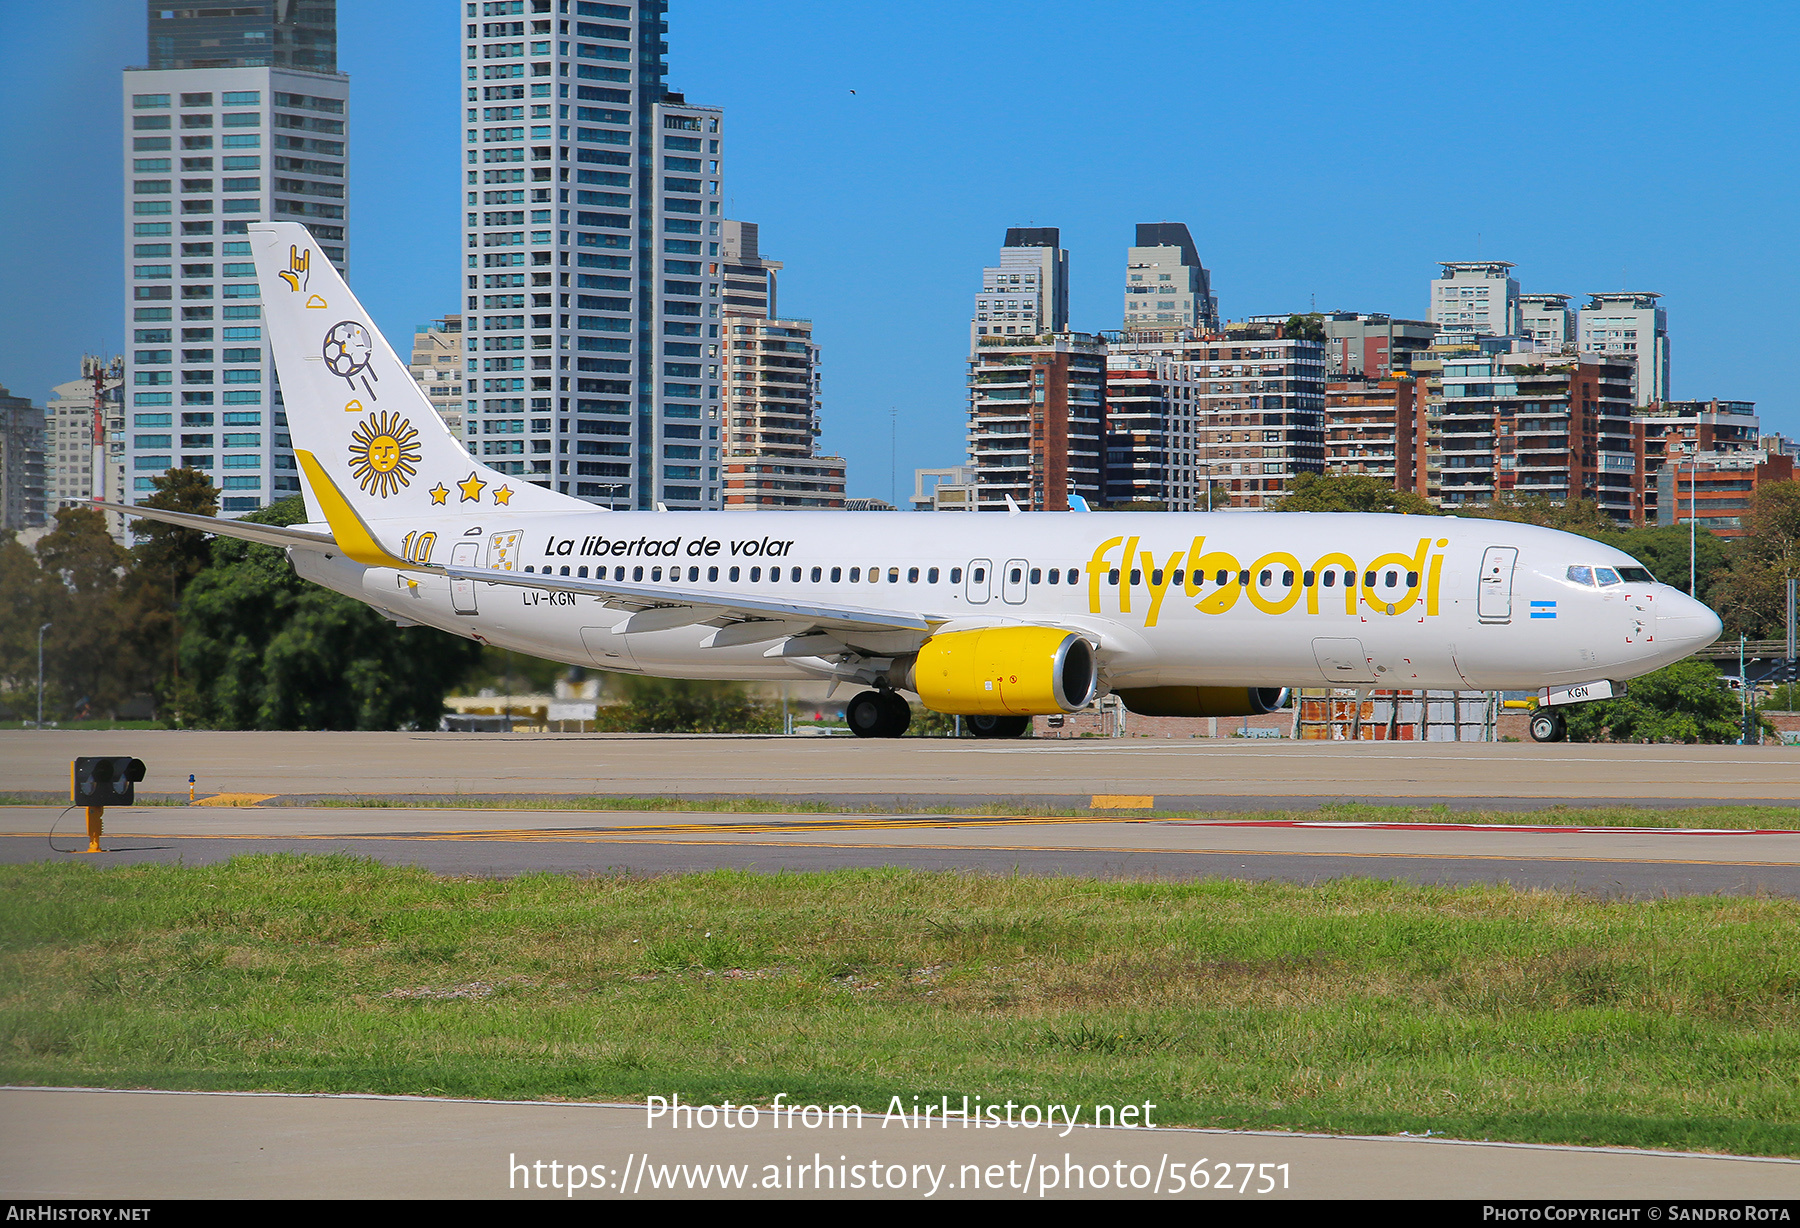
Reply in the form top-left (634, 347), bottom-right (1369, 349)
top-left (6, 729), bottom-right (1799, 803)
top-left (4, 804), bottom-right (1798, 897)
top-left (4, 1088), bottom-right (1797, 1200)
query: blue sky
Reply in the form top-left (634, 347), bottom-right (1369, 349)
top-left (4, 1), bottom-right (1797, 499)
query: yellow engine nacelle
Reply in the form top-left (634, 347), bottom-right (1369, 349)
top-left (1115, 686), bottom-right (1291, 718)
top-left (902, 627), bottom-right (1098, 716)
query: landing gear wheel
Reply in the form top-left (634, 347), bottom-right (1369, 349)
top-left (877, 691), bottom-right (912, 738)
top-left (846, 691), bottom-right (887, 739)
top-left (1528, 709), bottom-right (1566, 743)
top-left (966, 713), bottom-right (1031, 739)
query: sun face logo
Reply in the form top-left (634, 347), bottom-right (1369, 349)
top-left (347, 411), bottom-right (421, 498)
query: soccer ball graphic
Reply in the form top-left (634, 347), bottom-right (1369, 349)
top-left (322, 321), bottom-right (374, 384)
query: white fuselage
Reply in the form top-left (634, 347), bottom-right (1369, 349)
top-left (291, 510), bottom-right (1721, 695)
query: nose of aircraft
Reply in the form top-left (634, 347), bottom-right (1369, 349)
top-left (1659, 590), bottom-right (1723, 654)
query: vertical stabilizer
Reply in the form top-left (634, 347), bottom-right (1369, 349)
top-left (250, 221), bottom-right (583, 521)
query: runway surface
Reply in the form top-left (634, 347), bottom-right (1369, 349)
top-left (5, 804), bottom-right (1798, 896)
top-left (4, 1088), bottom-right (1796, 1200)
top-left (6, 729), bottom-right (1799, 805)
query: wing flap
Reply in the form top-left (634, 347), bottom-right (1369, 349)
top-left (440, 564), bottom-right (931, 635)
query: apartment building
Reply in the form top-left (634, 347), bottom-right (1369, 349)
top-left (1109, 323), bottom-right (1326, 510)
top-left (1321, 312), bottom-right (1436, 380)
top-left (1633, 399), bottom-right (1760, 524)
top-left (969, 228), bottom-right (1069, 351)
top-left (1428, 261), bottom-right (1520, 342)
top-left (966, 333), bottom-right (1105, 511)
top-left (410, 315), bottom-right (466, 437)
top-left (714, 220), bottom-right (843, 510)
top-left (0, 385), bottom-right (46, 532)
top-left (1518, 293), bottom-right (1575, 350)
top-left (1102, 354), bottom-right (1205, 510)
top-left (1657, 449), bottom-right (1793, 538)
top-left (1121, 222), bottom-right (1218, 333)
top-left (1580, 292), bottom-right (1668, 407)
top-left (1435, 353), bottom-right (1638, 521)
top-left (1323, 376), bottom-right (1429, 499)
top-left (44, 357), bottom-right (127, 539)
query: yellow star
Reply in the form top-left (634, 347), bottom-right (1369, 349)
top-left (428, 482), bottom-right (449, 505)
top-left (457, 471), bottom-right (486, 503)
top-left (492, 484), bottom-right (514, 506)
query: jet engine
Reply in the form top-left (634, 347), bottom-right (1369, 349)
top-left (1114, 686), bottom-right (1291, 718)
top-left (898, 627), bottom-right (1098, 716)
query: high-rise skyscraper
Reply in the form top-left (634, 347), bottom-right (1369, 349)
top-left (969, 228), bottom-right (1069, 351)
top-left (123, 0), bottom-right (348, 519)
top-left (1121, 222), bottom-right (1217, 333)
top-left (461, 1), bottom-right (729, 510)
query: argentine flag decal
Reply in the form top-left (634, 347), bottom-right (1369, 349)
top-left (1529, 601), bottom-right (1557, 620)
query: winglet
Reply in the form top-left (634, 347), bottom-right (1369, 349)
top-left (295, 449), bottom-right (417, 569)
top-left (1067, 494), bottom-right (1091, 513)
top-left (1005, 494), bottom-right (1021, 517)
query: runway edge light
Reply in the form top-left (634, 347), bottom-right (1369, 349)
top-left (70, 757), bottom-right (146, 854)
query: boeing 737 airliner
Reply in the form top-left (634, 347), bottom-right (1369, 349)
top-left (110, 223), bottom-right (1723, 743)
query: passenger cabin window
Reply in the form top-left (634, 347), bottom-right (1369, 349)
top-left (972, 567), bottom-right (985, 583)
top-left (831, 566), bottom-right (842, 582)
top-left (708, 566), bottom-right (718, 582)
top-left (849, 567), bottom-right (861, 581)
top-left (729, 566), bottom-right (740, 581)
top-left (950, 568), bottom-right (962, 583)
top-left (927, 567), bottom-right (939, 583)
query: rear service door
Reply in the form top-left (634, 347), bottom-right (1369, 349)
top-left (450, 540), bottom-right (480, 614)
top-left (1478, 546), bottom-right (1518, 622)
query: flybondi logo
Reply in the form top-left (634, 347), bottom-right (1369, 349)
top-left (1084, 535), bottom-right (1450, 626)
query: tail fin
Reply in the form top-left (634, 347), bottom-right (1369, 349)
top-left (249, 221), bottom-right (585, 521)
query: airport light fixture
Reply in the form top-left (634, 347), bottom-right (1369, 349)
top-left (36, 623), bottom-right (50, 729)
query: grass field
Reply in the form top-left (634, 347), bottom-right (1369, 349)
top-left (3, 855), bottom-right (1799, 1155)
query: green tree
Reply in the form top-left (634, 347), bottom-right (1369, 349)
top-left (1611, 523), bottom-right (1732, 603)
top-left (1468, 493), bottom-right (1620, 539)
top-left (124, 469), bottom-right (221, 717)
top-left (1272, 472), bottom-right (1441, 515)
top-left (129, 468), bottom-right (219, 597)
top-left (32, 507), bottom-right (144, 718)
top-left (0, 534), bottom-right (52, 720)
top-left (177, 496), bottom-right (482, 729)
top-left (1713, 480), bottom-right (1800, 639)
top-left (1284, 313), bottom-right (1326, 342)
top-left (1562, 659), bottom-right (1772, 744)
top-left (594, 675), bottom-right (777, 734)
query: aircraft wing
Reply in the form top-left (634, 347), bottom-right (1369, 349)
top-left (441, 565), bottom-right (933, 639)
top-left (99, 500), bottom-right (339, 551)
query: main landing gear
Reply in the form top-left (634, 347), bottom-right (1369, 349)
top-left (966, 714), bottom-right (1031, 739)
top-left (846, 689), bottom-right (912, 739)
top-left (1528, 709), bottom-right (1567, 743)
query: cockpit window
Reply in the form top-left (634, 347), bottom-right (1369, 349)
top-left (1566, 565), bottom-right (1594, 585)
top-left (1595, 567), bottom-right (1621, 586)
top-left (1618, 566), bottom-right (1654, 583)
